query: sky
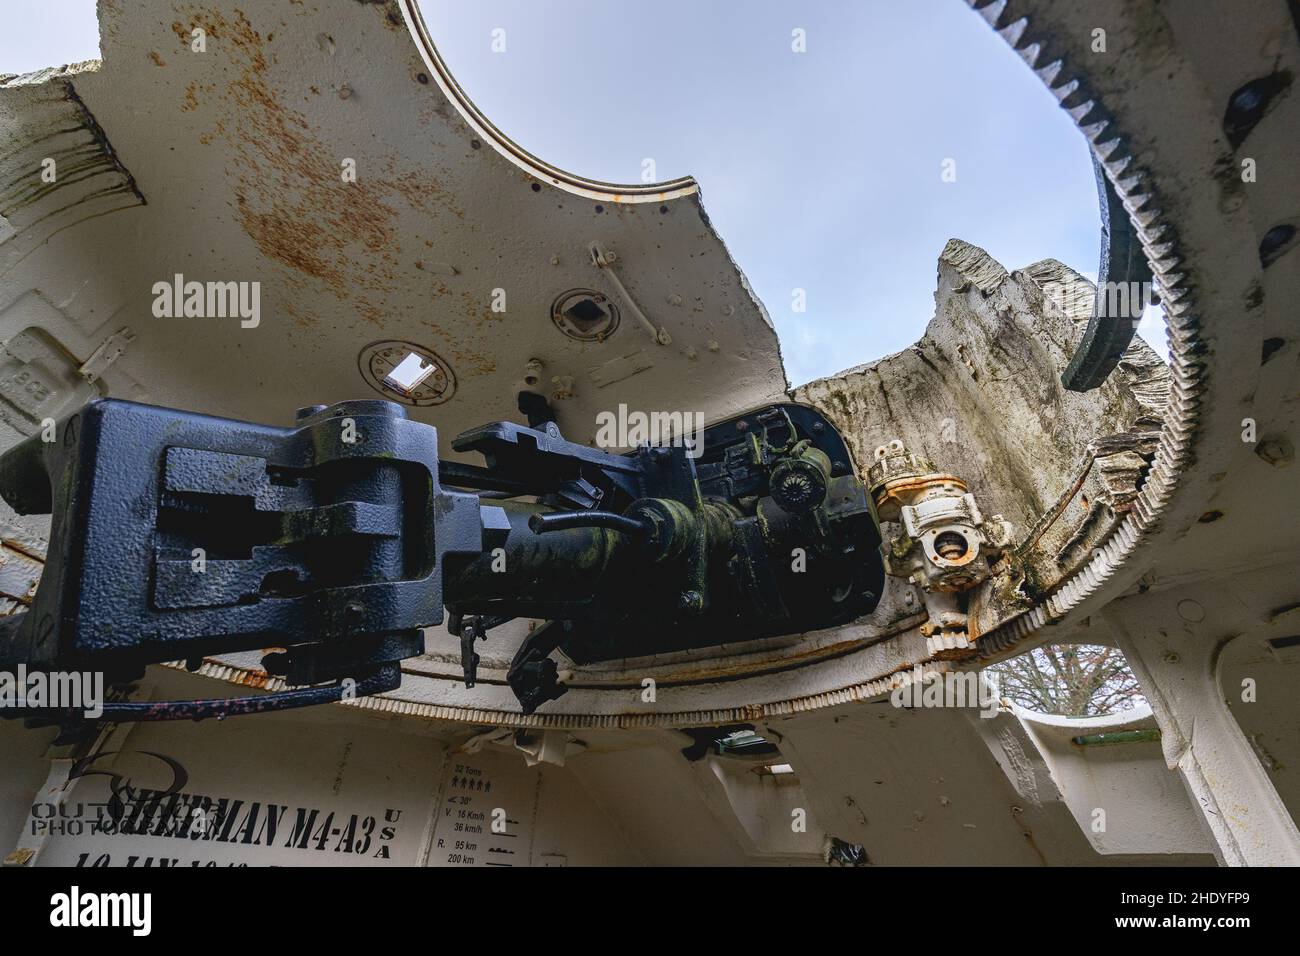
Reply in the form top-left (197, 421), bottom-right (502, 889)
top-left (0, 0), bottom-right (1165, 387)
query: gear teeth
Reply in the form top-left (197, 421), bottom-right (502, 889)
top-left (966, 0), bottom-right (1207, 670)
top-left (1080, 119), bottom-right (1110, 142)
top-left (1159, 281), bottom-right (1190, 301)
top-left (1115, 173), bottom-right (1143, 193)
top-left (977, 0), bottom-right (1009, 28)
top-left (1149, 261), bottom-right (1183, 282)
top-left (999, 16), bottom-right (1029, 47)
top-left (1096, 141), bottom-right (1126, 164)
top-left (1148, 254), bottom-right (1183, 276)
top-left (1105, 159), bottom-right (1136, 180)
top-left (1129, 206), bottom-right (1162, 229)
top-left (1036, 59), bottom-right (1064, 86)
top-left (1052, 78), bottom-right (1079, 102)
top-left (1126, 192), bottom-right (1155, 212)
top-left (1067, 100), bottom-right (1097, 123)
top-left (926, 632), bottom-right (977, 658)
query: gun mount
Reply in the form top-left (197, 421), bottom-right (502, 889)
top-left (0, 397), bottom-right (883, 721)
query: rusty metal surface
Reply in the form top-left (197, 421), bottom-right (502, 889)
top-left (0, 0), bottom-right (786, 456)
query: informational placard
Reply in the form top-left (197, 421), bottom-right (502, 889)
top-left (428, 748), bottom-right (538, 868)
top-left (23, 705), bottom-right (441, 868)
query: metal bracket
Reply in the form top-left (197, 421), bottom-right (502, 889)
top-left (590, 240), bottom-right (672, 345)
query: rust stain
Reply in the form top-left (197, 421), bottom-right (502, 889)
top-left (170, 20), bottom-right (201, 45)
top-left (463, 353), bottom-right (497, 375)
top-left (238, 201), bottom-right (334, 280)
top-left (149, 51), bottom-right (167, 68)
top-left (384, 156), bottom-right (463, 221)
top-left (169, 4), bottom-right (465, 332)
top-left (281, 298), bottom-right (314, 330)
top-left (356, 300), bottom-right (389, 327)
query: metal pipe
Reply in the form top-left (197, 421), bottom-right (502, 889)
top-left (528, 510), bottom-right (648, 538)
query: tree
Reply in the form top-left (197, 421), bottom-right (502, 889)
top-left (988, 643), bottom-right (1145, 717)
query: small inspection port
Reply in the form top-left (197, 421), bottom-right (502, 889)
top-left (359, 340), bottom-right (455, 406)
top-left (551, 290), bottom-right (619, 341)
top-left (383, 351), bottom-right (438, 394)
top-left (565, 297), bottom-right (607, 330)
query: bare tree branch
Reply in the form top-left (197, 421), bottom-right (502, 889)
top-left (988, 644), bottom-right (1146, 717)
